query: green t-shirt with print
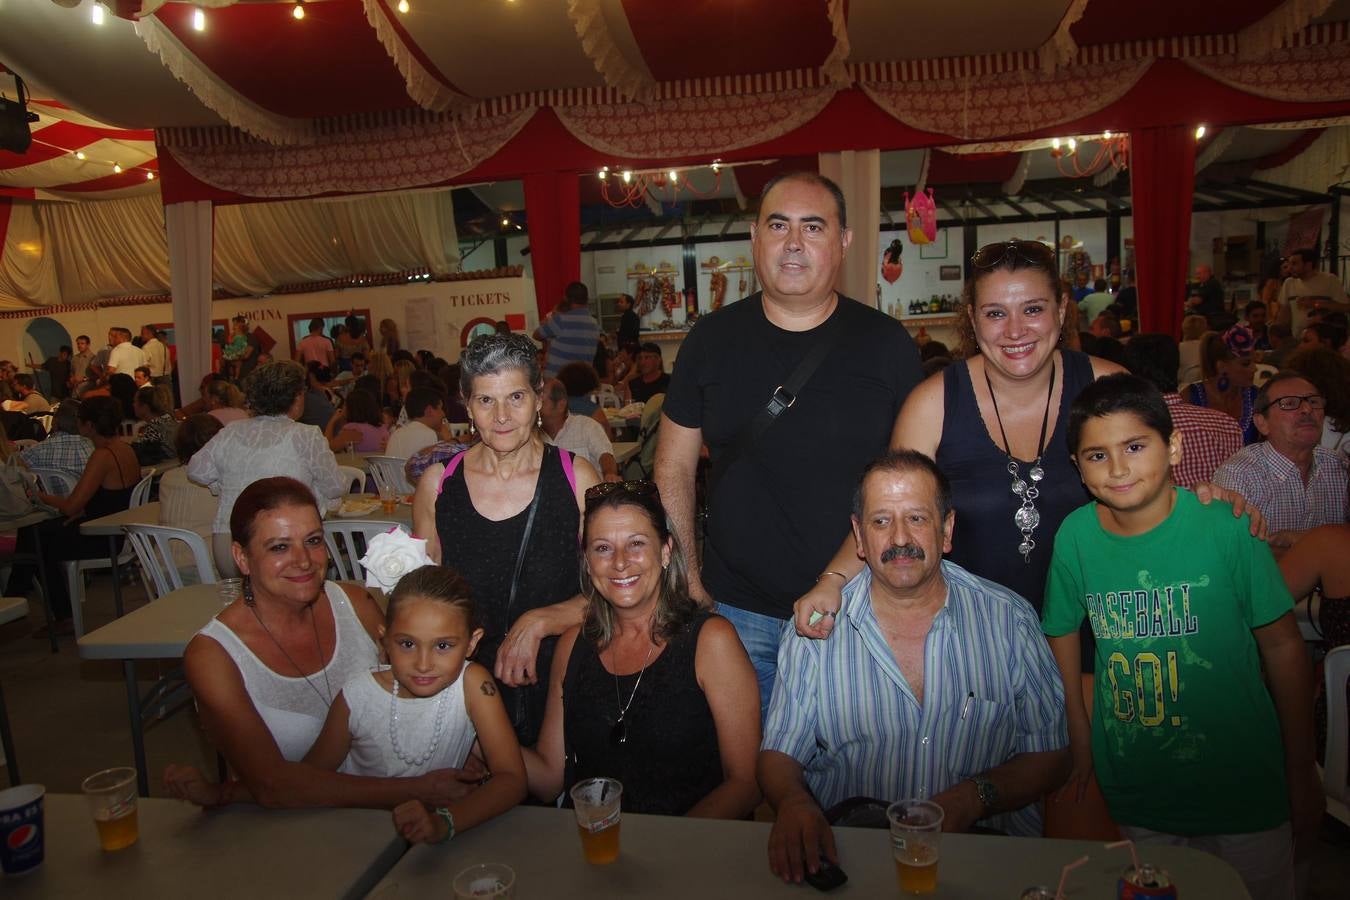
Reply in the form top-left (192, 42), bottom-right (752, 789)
top-left (1042, 488), bottom-right (1292, 835)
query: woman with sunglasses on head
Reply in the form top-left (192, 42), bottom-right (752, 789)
top-left (524, 481), bottom-right (761, 818)
top-left (412, 333), bottom-right (600, 747)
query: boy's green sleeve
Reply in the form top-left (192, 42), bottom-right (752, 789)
top-left (1041, 530), bottom-right (1087, 638)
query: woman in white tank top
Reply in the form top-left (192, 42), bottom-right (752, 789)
top-left (163, 477), bottom-right (487, 811)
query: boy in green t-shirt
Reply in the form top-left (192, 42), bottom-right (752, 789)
top-left (1042, 373), bottom-right (1320, 900)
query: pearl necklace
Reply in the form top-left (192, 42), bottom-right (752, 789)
top-left (388, 674), bottom-right (451, 768)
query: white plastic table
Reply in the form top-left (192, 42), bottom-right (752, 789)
top-left (5, 794), bottom-right (406, 899)
top-left (368, 806), bottom-right (1251, 899)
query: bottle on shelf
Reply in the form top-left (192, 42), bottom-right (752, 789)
top-left (929, 294), bottom-right (941, 314)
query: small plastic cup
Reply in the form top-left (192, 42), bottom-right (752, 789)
top-left (378, 484), bottom-right (398, 515)
top-left (888, 799), bottom-right (944, 895)
top-left (453, 862), bottom-right (516, 898)
top-left (570, 777), bottom-right (622, 864)
top-left (81, 767), bottom-right (139, 851)
top-left (0, 784), bottom-right (46, 875)
top-left (218, 578), bottom-right (243, 608)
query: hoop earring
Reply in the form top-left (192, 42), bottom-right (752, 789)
top-left (242, 575), bottom-right (254, 606)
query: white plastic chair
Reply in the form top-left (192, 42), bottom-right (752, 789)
top-left (1325, 644), bottom-right (1350, 826)
top-left (365, 456), bottom-right (412, 495)
top-left (336, 465), bottom-right (365, 495)
top-left (11, 439), bottom-right (38, 451)
top-left (66, 472), bottom-right (154, 638)
top-left (323, 519), bottom-right (410, 582)
top-left (123, 524), bottom-right (219, 601)
top-left (29, 467), bottom-right (75, 497)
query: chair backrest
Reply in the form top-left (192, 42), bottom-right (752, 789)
top-left (130, 472), bottom-right (155, 508)
top-left (365, 455), bottom-right (412, 495)
top-left (29, 467), bottom-right (75, 497)
top-left (336, 465), bottom-right (365, 495)
top-left (123, 524), bottom-right (219, 600)
top-left (623, 393), bottom-right (665, 480)
top-left (1326, 644), bottom-right (1350, 809)
top-left (118, 419), bottom-right (146, 438)
top-left (596, 384), bottom-right (622, 409)
top-left (323, 519), bottom-right (409, 581)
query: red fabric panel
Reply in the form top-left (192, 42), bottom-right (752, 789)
top-left (51, 159), bottom-right (158, 193)
top-left (1255, 128), bottom-right (1325, 169)
top-left (621, 0), bottom-right (836, 81)
top-left (522, 171), bottom-right (581, 320)
top-left (0, 121), bottom-right (154, 170)
top-left (154, 1), bottom-right (413, 118)
top-left (1071, 0), bottom-right (1280, 44)
top-left (0, 187), bottom-right (35, 200)
top-left (926, 151), bottom-right (1018, 185)
top-left (1130, 126), bottom-right (1196, 338)
top-left (368, 0), bottom-right (468, 96)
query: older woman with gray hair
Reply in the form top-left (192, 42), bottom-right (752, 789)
top-left (413, 333), bottom-right (599, 745)
top-left (189, 360), bottom-right (347, 576)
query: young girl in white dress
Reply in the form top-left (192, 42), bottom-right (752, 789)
top-left (304, 565), bottom-right (526, 844)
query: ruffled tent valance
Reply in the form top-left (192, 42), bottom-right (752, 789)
top-left (1184, 38), bottom-right (1350, 103)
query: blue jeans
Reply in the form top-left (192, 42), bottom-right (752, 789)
top-left (716, 602), bottom-right (789, 722)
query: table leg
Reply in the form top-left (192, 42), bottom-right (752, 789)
top-left (0, 678), bottom-right (19, 786)
top-left (28, 525), bottom-right (56, 654)
top-left (109, 535), bottom-right (124, 619)
top-left (124, 660), bottom-right (149, 797)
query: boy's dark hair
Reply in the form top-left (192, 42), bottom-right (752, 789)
top-left (404, 386), bottom-right (445, 419)
top-left (1067, 373), bottom-right (1174, 454)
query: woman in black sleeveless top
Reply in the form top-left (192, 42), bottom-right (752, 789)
top-left (412, 334), bottom-right (599, 746)
top-left (524, 481), bottom-right (761, 818)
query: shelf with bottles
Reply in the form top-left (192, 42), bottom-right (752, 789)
top-left (897, 294), bottom-right (962, 317)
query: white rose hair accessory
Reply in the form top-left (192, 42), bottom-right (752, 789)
top-left (358, 528), bottom-right (434, 592)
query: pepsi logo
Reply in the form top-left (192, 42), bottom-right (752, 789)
top-left (6, 823), bottom-right (38, 850)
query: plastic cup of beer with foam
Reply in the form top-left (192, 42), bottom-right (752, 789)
top-left (887, 799), bottom-right (944, 895)
top-left (80, 767), bottom-right (139, 851)
top-left (569, 777), bottom-right (622, 864)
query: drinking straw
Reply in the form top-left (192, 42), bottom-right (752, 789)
top-left (1056, 854), bottom-right (1089, 899)
top-left (1105, 839), bottom-right (1141, 872)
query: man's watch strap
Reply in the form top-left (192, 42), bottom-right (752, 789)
top-left (969, 776), bottom-right (999, 816)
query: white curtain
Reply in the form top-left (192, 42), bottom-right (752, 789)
top-left (165, 201), bottom-right (213, 400)
top-left (0, 189), bottom-right (460, 307)
top-left (1259, 126), bottom-right (1350, 195)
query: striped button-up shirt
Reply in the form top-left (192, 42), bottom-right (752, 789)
top-left (1213, 441), bottom-right (1349, 533)
top-left (762, 560), bottom-right (1067, 837)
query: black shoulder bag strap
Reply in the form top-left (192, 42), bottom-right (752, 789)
top-left (711, 307), bottom-right (846, 494)
top-left (506, 445), bottom-right (547, 623)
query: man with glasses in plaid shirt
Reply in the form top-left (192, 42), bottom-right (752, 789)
top-left (1214, 373), bottom-right (1349, 548)
top-left (17, 400), bottom-right (91, 487)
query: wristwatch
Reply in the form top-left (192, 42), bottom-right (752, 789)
top-left (969, 777), bottom-right (999, 816)
top-left (433, 806), bottom-right (456, 843)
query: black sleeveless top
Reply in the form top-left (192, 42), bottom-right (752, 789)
top-left (935, 350), bottom-right (1094, 611)
top-left (562, 612), bottom-right (722, 816)
top-left (435, 443), bottom-right (580, 746)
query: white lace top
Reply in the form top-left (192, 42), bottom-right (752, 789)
top-left (187, 414), bottom-right (348, 533)
top-left (198, 582), bottom-right (380, 762)
top-left (341, 668), bottom-right (477, 777)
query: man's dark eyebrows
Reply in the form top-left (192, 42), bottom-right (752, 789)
top-left (763, 212), bottom-right (829, 225)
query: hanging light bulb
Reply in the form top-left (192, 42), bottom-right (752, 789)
top-left (1067, 137), bottom-right (1077, 152)
top-left (145, 171), bottom-right (155, 181)
top-left (292, 1), bottom-right (305, 20)
top-left (192, 7), bottom-right (205, 31)
top-left (1195, 125), bottom-right (1207, 140)
top-left (501, 217), bottom-right (510, 227)
top-left (668, 170), bottom-right (678, 182)
top-left (397, 0), bottom-right (410, 11)
top-left (113, 163), bottom-right (122, 174)
top-left (75, 151), bottom-right (86, 161)
top-left (91, 2), bottom-right (105, 25)
top-left (597, 169), bottom-right (606, 180)
top-left (621, 170), bottom-right (632, 184)
top-left (1103, 130), bottom-right (1112, 139)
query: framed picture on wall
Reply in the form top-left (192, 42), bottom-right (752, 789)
top-left (939, 265), bottom-right (961, 281)
top-left (918, 229), bottom-right (948, 259)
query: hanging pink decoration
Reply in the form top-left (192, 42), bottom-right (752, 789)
top-left (905, 188), bottom-right (937, 245)
top-left (881, 239), bottom-right (904, 283)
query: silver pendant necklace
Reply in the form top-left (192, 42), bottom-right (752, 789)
top-left (388, 675), bottom-right (451, 768)
top-left (249, 601), bottom-right (334, 706)
top-left (609, 640), bottom-right (656, 747)
top-left (984, 361), bottom-right (1056, 563)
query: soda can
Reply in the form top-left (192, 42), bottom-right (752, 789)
top-left (1020, 888), bottom-right (1057, 900)
top-left (1118, 863), bottom-right (1178, 899)
top-left (0, 784), bottom-right (46, 875)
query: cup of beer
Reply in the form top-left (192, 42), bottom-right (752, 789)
top-left (887, 799), bottom-right (944, 895)
top-left (0, 784), bottom-right (46, 875)
top-left (453, 862), bottom-right (516, 898)
top-left (378, 484), bottom-right (398, 515)
top-left (80, 767), bottom-right (139, 851)
top-left (569, 777), bottom-right (622, 864)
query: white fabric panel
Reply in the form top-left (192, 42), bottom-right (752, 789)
top-left (818, 150), bottom-right (882, 309)
top-left (40, 194), bottom-right (172, 304)
top-left (0, 203), bottom-right (62, 309)
top-left (165, 200), bottom-right (213, 401)
top-left (1259, 126), bottom-right (1350, 194)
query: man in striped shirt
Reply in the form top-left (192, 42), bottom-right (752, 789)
top-left (759, 450), bottom-right (1069, 883)
top-left (534, 282), bottom-right (601, 379)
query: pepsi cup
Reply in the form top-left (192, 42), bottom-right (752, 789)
top-left (0, 784), bottom-right (45, 875)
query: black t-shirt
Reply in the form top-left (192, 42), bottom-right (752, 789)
top-left (663, 293), bottom-right (922, 618)
top-left (618, 309), bottom-right (641, 348)
top-left (630, 372), bottom-right (670, 404)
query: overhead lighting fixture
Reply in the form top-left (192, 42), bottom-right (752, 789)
top-left (397, 0), bottom-right (410, 11)
top-left (1103, 130), bottom-right (1112, 139)
top-left (1195, 125), bottom-right (1207, 140)
top-left (75, 150), bottom-right (86, 160)
top-left (621, 170), bottom-right (632, 184)
top-left (1067, 137), bottom-right (1077, 151)
top-left (113, 163), bottom-right (122, 174)
top-left (292, 1), bottom-right (305, 20)
top-left (501, 217), bottom-right (509, 227)
top-left (192, 7), bottom-right (206, 31)
top-left (91, 2), bottom-right (105, 25)
top-left (145, 171), bottom-right (155, 181)
top-left (668, 170), bottom-right (678, 182)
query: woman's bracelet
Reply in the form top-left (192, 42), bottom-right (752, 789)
top-left (816, 570), bottom-right (848, 584)
top-left (433, 806), bottom-right (456, 843)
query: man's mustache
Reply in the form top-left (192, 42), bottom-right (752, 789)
top-left (881, 544), bottom-right (925, 563)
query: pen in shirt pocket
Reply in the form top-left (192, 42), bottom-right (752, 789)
top-left (961, 691), bottom-right (974, 720)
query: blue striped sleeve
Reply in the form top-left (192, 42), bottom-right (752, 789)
top-left (761, 629), bottom-right (821, 766)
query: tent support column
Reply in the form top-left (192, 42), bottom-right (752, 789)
top-left (818, 150), bottom-right (881, 307)
top-left (164, 200), bottom-right (214, 406)
top-left (523, 171), bottom-right (581, 320)
top-left (1130, 126), bottom-right (1197, 337)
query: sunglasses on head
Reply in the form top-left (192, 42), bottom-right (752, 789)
top-left (584, 479), bottom-right (660, 510)
top-left (970, 239), bottom-right (1056, 271)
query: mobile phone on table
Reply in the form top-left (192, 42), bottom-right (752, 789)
top-left (804, 862), bottom-right (848, 892)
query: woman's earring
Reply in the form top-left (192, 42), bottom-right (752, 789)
top-left (1217, 372), bottom-right (1231, 392)
top-left (469, 421), bottom-right (476, 436)
top-left (537, 411), bottom-right (543, 428)
top-left (242, 575), bottom-right (254, 606)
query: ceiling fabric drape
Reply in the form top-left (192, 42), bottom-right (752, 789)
top-left (0, 189), bottom-right (459, 306)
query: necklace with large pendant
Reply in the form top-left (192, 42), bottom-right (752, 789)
top-left (984, 361), bottom-right (1056, 563)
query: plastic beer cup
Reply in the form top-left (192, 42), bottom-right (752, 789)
top-left (887, 799), bottom-right (944, 894)
top-left (453, 863), bottom-right (516, 898)
top-left (570, 777), bottom-right (622, 864)
top-left (81, 767), bottom-right (139, 851)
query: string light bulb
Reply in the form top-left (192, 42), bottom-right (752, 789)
top-left (1067, 137), bottom-right (1077, 152)
top-left (91, 2), bottom-right (105, 25)
top-left (1103, 130), bottom-right (1112, 139)
top-left (397, 0), bottom-right (410, 11)
top-left (668, 170), bottom-right (678, 182)
top-left (501, 217), bottom-right (509, 227)
top-left (113, 163), bottom-right (122, 174)
top-left (145, 171), bottom-right (155, 181)
top-left (75, 151), bottom-right (86, 160)
top-left (1195, 125), bottom-right (1207, 140)
top-left (292, 1), bottom-right (305, 20)
top-left (621, 170), bottom-right (632, 184)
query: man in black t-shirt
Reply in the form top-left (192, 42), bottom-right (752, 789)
top-left (656, 172), bottom-right (922, 715)
top-left (624, 341), bottom-right (670, 403)
top-left (616, 292), bottom-right (641, 348)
